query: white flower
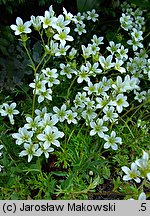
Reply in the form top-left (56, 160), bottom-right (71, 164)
top-left (10, 17), bottom-right (31, 35)
top-left (124, 75), bottom-right (139, 91)
top-left (66, 110), bottom-right (77, 124)
top-left (83, 81), bottom-right (96, 95)
top-left (42, 68), bottom-right (58, 78)
top-left (37, 125), bottom-right (64, 147)
top-left (73, 92), bottom-right (87, 108)
top-left (35, 107), bottom-right (47, 121)
top-left (106, 41), bottom-right (121, 55)
top-left (131, 28), bottom-right (143, 41)
top-left (49, 5), bottom-right (55, 17)
top-left (103, 106), bottom-right (118, 122)
top-left (24, 116), bottom-right (39, 131)
top-left (37, 88), bottom-right (52, 103)
top-left (0, 102), bottom-right (19, 125)
top-left (127, 38), bottom-right (143, 51)
top-left (39, 11), bottom-right (56, 29)
top-left (38, 113), bottom-right (58, 130)
top-left (72, 12), bottom-right (84, 24)
top-left (134, 91), bottom-right (146, 103)
top-left (81, 45), bottom-right (92, 59)
top-left (116, 45), bottom-right (128, 60)
top-left (63, 7), bottom-right (73, 21)
top-left (45, 40), bottom-right (59, 55)
top-left (41, 68), bottom-right (59, 87)
top-left (53, 104), bottom-right (67, 122)
top-left (74, 23), bottom-right (86, 35)
top-left (87, 9), bottom-right (99, 22)
top-left (55, 44), bottom-right (71, 56)
top-left (85, 98), bottom-right (95, 108)
top-left (30, 15), bottom-right (41, 30)
top-left (46, 76), bottom-right (60, 88)
top-left (77, 65), bottom-right (90, 83)
top-left (122, 162), bottom-right (141, 183)
top-left (114, 59), bottom-right (126, 73)
top-left (29, 74), bottom-right (47, 94)
top-left (82, 107), bottom-right (97, 124)
top-left (51, 14), bottom-right (70, 31)
top-left (36, 142), bottom-right (54, 158)
top-left (19, 143), bottom-right (39, 162)
top-left (69, 47), bottom-right (77, 59)
top-left (90, 118), bottom-right (108, 138)
top-left (88, 43), bottom-right (100, 56)
top-left (94, 82), bottom-right (106, 96)
top-left (53, 27), bottom-right (73, 46)
top-left (96, 94), bottom-right (109, 109)
top-left (110, 94), bottom-right (129, 113)
top-left (135, 151), bottom-right (150, 181)
top-left (99, 55), bottom-right (115, 70)
top-left (103, 131), bottom-right (122, 150)
top-left (91, 35), bottom-right (104, 46)
top-left (60, 63), bottom-right (74, 79)
top-left (120, 13), bottom-right (133, 31)
top-left (12, 127), bottom-right (33, 145)
top-left (112, 76), bottom-right (127, 93)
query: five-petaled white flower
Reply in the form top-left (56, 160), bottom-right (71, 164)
top-left (53, 104), bottom-right (67, 122)
top-left (10, 17), bottom-right (31, 35)
top-left (103, 131), bottom-right (122, 150)
top-left (122, 162), bottom-right (141, 183)
top-left (0, 102), bottom-right (19, 125)
top-left (19, 143), bottom-right (39, 162)
top-left (53, 27), bottom-right (73, 46)
top-left (110, 94), bottom-right (129, 113)
top-left (135, 151), bottom-right (150, 181)
top-left (37, 125), bottom-right (64, 147)
top-left (36, 142), bottom-right (54, 158)
top-left (90, 118), bottom-right (108, 138)
top-left (12, 127), bottom-right (33, 145)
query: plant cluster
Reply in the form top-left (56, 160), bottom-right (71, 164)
top-left (0, 1), bottom-right (150, 199)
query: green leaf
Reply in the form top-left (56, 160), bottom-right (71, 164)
top-left (77, 0), bottom-right (100, 12)
top-left (102, 166), bottom-right (111, 179)
top-left (51, 171), bottom-right (67, 177)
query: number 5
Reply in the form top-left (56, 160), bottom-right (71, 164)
top-left (141, 203), bottom-right (146, 211)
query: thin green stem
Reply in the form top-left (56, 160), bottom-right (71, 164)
top-left (39, 30), bottom-right (45, 47)
top-left (23, 42), bottom-right (35, 71)
top-left (119, 116), bottom-right (134, 138)
top-left (66, 75), bottom-right (78, 100)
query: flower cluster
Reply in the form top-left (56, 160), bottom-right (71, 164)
top-left (122, 150), bottom-right (150, 183)
top-left (7, 2), bottom-right (149, 163)
top-left (12, 107), bottom-right (66, 162)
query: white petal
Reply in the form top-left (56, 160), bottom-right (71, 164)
top-left (10, 24), bottom-right (17, 31)
top-left (19, 150), bottom-right (27, 157)
top-left (138, 192), bottom-right (146, 200)
top-left (122, 166), bottom-right (130, 174)
top-left (37, 134), bottom-right (46, 141)
top-left (123, 175), bottom-right (131, 181)
top-left (90, 130), bottom-right (96, 136)
top-left (147, 173), bottom-right (150, 181)
top-left (112, 144), bottom-right (118, 150)
top-left (16, 17), bottom-right (23, 25)
top-left (104, 142), bottom-right (110, 149)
